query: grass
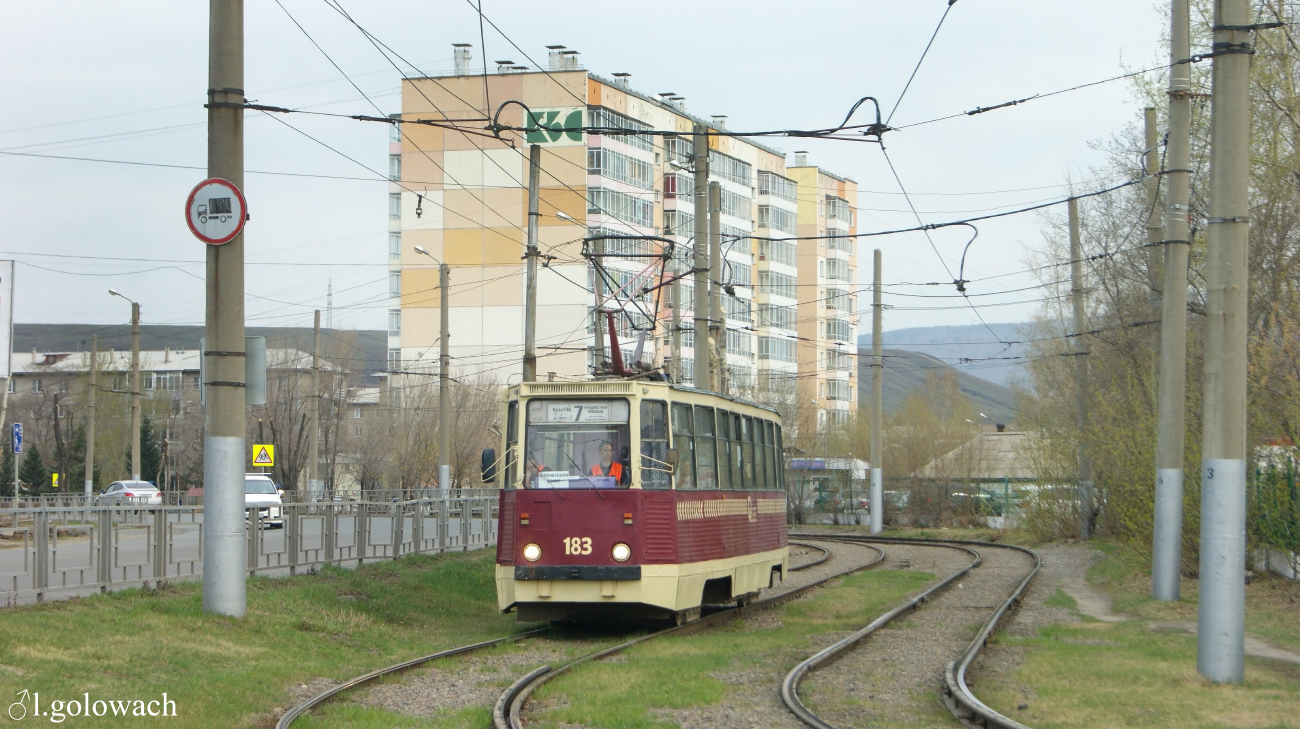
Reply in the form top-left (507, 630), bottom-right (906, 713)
top-left (978, 538), bottom-right (1300, 729)
top-left (525, 568), bottom-right (935, 729)
top-left (0, 550), bottom-right (535, 728)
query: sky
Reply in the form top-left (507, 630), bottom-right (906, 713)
top-left (0, 0), bottom-right (1167, 347)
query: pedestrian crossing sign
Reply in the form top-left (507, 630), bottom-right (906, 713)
top-left (252, 444), bottom-right (275, 467)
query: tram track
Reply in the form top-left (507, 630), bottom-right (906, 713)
top-left (275, 539), bottom-right (849, 728)
top-left (492, 538), bottom-right (881, 729)
top-left (785, 534), bottom-right (1041, 729)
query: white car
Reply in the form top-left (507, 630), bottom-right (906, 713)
top-left (98, 481), bottom-right (163, 506)
top-left (245, 474), bottom-right (284, 528)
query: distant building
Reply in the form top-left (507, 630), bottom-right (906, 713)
top-left (387, 45), bottom-right (857, 422)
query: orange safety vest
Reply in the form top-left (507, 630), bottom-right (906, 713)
top-left (591, 462), bottom-right (623, 480)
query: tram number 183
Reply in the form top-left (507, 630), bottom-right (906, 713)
top-left (563, 537), bottom-right (592, 555)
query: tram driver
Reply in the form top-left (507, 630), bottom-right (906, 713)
top-left (589, 440), bottom-right (630, 487)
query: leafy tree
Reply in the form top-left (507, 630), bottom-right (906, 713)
top-left (19, 445), bottom-right (46, 495)
top-left (0, 440), bottom-right (12, 491)
top-left (64, 423), bottom-right (99, 492)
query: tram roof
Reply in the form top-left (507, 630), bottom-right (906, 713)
top-left (508, 380), bottom-right (781, 420)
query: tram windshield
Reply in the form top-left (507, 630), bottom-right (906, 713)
top-left (523, 399), bottom-right (631, 489)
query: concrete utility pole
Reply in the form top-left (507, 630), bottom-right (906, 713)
top-left (84, 335), bottom-right (97, 497)
top-left (708, 182), bottom-right (724, 393)
top-left (130, 301), bottom-right (141, 481)
top-left (438, 261), bottom-right (450, 491)
top-left (670, 258), bottom-right (681, 383)
top-left (202, 0), bottom-right (248, 618)
top-left (1144, 107), bottom-right (1164, 349)
top-left (692, 123), bottom-right (710, 391)
top-left (522, 144), bottom-right (541, 383)
top-left (869, 249), bottom-right (883, 534)
top-left (309, 309), bottom-right (321, 496)
top-left (1153, 0), bottom-right (1193, 603)
top-left (593, 237), bottom-right (605, 371)
top-left (1197, 0), bottom-right (1253, 684)
top-left (1069, 198), bottom-right (1093, 540)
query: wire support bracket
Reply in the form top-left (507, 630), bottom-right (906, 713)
top-left (204, 380), bottom-right (247, 388)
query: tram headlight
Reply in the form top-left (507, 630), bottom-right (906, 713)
top-left (523, 543), bottom-right (542, 562)
top-left (611, 543), bottom-right (631, 562)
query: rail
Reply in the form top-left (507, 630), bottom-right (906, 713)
top-left (494, 538), bottom-right (885, 729)
top-left (0, 495), bottom-right (499, 605)
top-left (784, 534), bottom-right (1040, 729)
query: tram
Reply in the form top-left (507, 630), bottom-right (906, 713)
top-left (484, 380), bottom-right (789, 624)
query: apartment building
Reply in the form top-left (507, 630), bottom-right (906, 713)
top-left (389, 46), bottom-right (855, 425)
top-left (790, 154), bottom-right (858, 427)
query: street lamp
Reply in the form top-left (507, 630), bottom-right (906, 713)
top-left (414, 247), bottom-right (452, 492)
top-left (109, 289), bottom-right (142, 482)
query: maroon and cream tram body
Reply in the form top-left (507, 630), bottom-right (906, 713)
top-left (486, 380), bottom-right (789, 623)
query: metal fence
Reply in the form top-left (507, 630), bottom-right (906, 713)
top-left (0, 488), bottom-right (500, 510)
top-left (0, 494), bottom-right (499, 606)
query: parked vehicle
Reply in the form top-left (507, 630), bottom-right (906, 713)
top-left (97, 481), bottom-right (163, 506)
top-left (245, 474), bottom-right (284, 528)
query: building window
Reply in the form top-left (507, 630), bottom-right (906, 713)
top-left (588, 187), bottom-right (653, 228)
top-left (826, 288), bottom-right (851, 311)
top-left (718, 188), bottom-right (751, 221)
top-left (664, 135), bottom-right (693, 165)
top-left (825, 259), bottom-right (851, 282)
top-left (827, 232), bottom-right (853, 254)
top-left (726, 329), bottom-right (752, 357)
top-left (825, 318), bottom-right (852, 342)
top-left (708, 150), bottom-right (753, 187)
top-left (389, 193), bottom-right (401, 220)
top-left (826, 379), bottom-right (852, 401)
top-left (388, 309), bottom-right (401, 335)
top-left (664, 209), bottom-right (694, 236)
top-left (826, 196), bottom-right (853, 224)
top-left (757, 303), bottom-right (796, 330)
top-left (389, 272), bottom-right (402, 299)
top-left (757, 171), bottom-right (797, 202)
top-left (31, 379), bottom-right (41, 393)
top-left (587, 148), bottom-right (654, 189)
top-left (156, 372), bottom-right (182, 391)
top-left (722, 295), bottom-right (751, 325)
top-left (588, 106), bottom-right (653, 151)
top-left (389, 114), bottom-right (402, 142)
top-left (389, 154), bottom-right (401, 182)
top-left (758, 238), bottom-right (796, 266)
top-left (193, 376), bottom-right (201, 390)
top-left (757, 205), bottom-right (797, 234)
top-left (353, 407), bottom-right (362, 419)
top-left (757, 271), bottom-right (796, 299)
top-left (730, 261), bottom-right (752, 288)
top-left (140, 372), bottom-right (155, 390)
top-left (388, 348), bottom-right (402, 371)
top-left (824, 349), bottom-right (852, 371)
top-left (389, 233), bottom-right (401, 259)
top-left (757, 337), bottom-right (796, 362)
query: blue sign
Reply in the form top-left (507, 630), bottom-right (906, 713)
top-left (12, 423), bottom-right (21, 454)
top-left (789, 458), bottom-right (826, 470)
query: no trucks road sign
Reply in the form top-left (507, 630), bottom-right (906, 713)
top-left (186, 178), bottom-right (247, 245)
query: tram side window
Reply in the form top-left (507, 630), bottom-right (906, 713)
top-left (505, 401), bottom-right (519, 489)
top-left (671, 403), bottom-right (696, 490)
top-left (715, 409), bottom-right (733, 490)
top-left (640, 400), bottom-right (671, 490)
top-left (753, 417), bottom-right (768, 491)
top-left (694, 406), bottom-right (718, 490)
top-left (775, 423), bottom-right (785, 490)
top-left (763, 421), bottom-right (777, 491)
top-left (730, 413), bottom-right (745, 490)
top-left (741, 416), bottom-right (756, 488)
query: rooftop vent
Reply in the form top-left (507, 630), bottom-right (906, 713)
top-left (546, 45), bottom-right (566, 70)
top-left (452, 44), bottom-right (472, 76)
top-left (669, 96), bottom-right (686, 111)
top-left (559, 50), bottom-right (580, 70)
top-left (612, 72), bottom-right (631, 88)
top-left (495, 60), bottom-right (515, 73)
top-left (793, 151), bottom-right (808, 167)
top-left (711, 115), bottom-right (727, 130)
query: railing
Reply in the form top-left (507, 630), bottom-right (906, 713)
top-left (0, 488), bottom-right (500, 510)
top-left (0, 495), bottom-right (499, 606)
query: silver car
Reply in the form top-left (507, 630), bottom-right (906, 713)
top-left (98, 481), bottom-right (163, 506)
top-left (245, 474), bottom-right (284, 528)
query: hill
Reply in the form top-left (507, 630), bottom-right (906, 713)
top-left (857, 347), bottom-right (1018, 424)
top-left (14, 324), bottom-right (388, 378)
top-left (858, 322), bottom-right (1029, 387)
